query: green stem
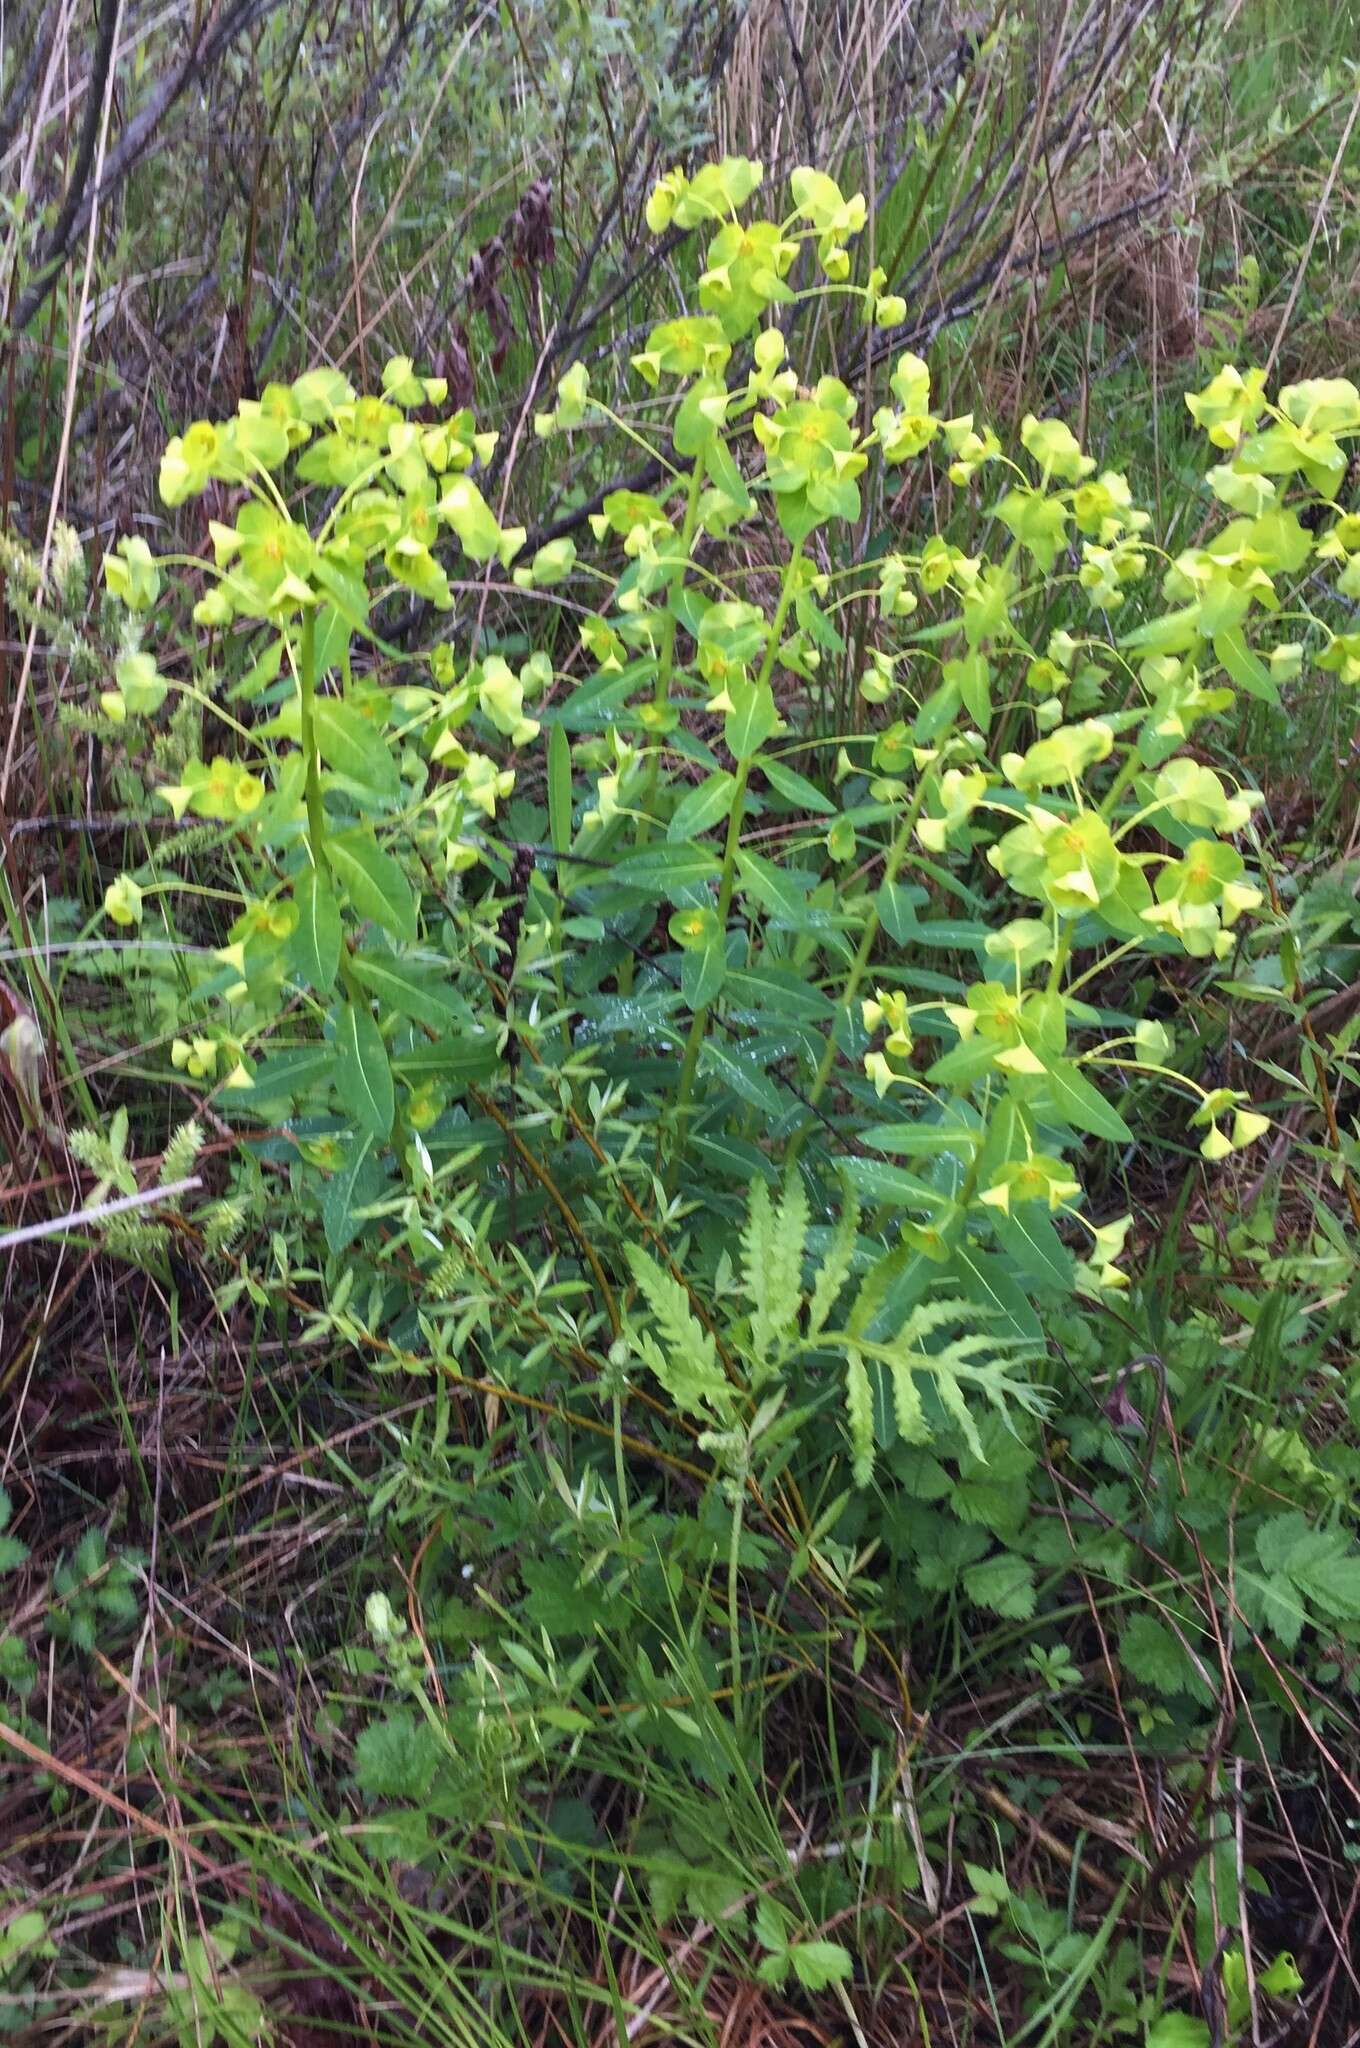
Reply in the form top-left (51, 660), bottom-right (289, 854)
top-left (655, 464), bottom-right (706, 708)
top-left (636, 460), bottom-right (706, 832)
top-left (1046, 924), bottom-right (1073, 996)
top-left (297, 607), bottom-right (327, 873)
top-left (669, 540), bottom-right (804, 1165)
top-left (622, 463), bottom-right (706, 998)
top-left (1097, 749), bottom-right (1143, 826)
top-left (785, 778), bottom-right (928, 1166)
top-left (612, 1390), bottom-right (630, 1539)
top-left (727, 1483), bottom-right (745, 1732)
top-left (670, 751), bottom-right (752, 1128)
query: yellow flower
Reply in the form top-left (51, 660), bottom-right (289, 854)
top-left (104, 875), bottom-right (143, 927)
top-left (863, 1051), bottom-right (900, 1098)
top-left (979, 1157), bottom-right (1081, 1214)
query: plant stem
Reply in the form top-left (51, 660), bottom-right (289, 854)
top-left (785, 778), bottom-right (928, 1166)
top-left (727, 1482), bottom-right (745, 1732)
top-left (669, 749), bottom-right (752, 1124)
top-left (621, 463), bottom-right (706, 996)
top-left (1046, 924), bottom-right (1073, 995)
top-left (612, 1390), bottom-right (630, 1539)
top-left (669, 540), bottom-right (804, 1166)
top-left (652, 461), bottom-right (706, 722)
top-left (297, 607), bottom-right (327, 873)
top-left (635, 461), bottom-right (706, 834)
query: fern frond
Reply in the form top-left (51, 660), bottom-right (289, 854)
top-left (845, 1239), bottom-right (911, 1340)
top-left (889, 1357), bottom-right (928, 1447)
top-left (844, 1348), bottom-right (874, 1487)
top-left (930, 1367), bottom-right (985, 1459)
top-left (624, 1242), bottom-right (729, 1418)
top-left (742, 1176), bottom-right (808, 1364)
top-left (897, 1295), bottom-right (996, 1345)
top-left (825, 1288), bottom-right (1046, 1482)
top-left (808, 1186), bottom-right (859, 1339)
top-left (904, 1330), bottom-right (1017, 1370)
top-left (740, 1179), bottom-right (773, 1318)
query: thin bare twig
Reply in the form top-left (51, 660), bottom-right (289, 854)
top-left (0, 1175), bottom-right (200, 1253)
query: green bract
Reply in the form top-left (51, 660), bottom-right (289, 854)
top-left (102, 534), bottom-right (161, 611)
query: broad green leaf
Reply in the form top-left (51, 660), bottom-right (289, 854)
top-left (1146, 2018), bottom-right (1210, 2048)
top-left (705, 433), bottom-right (754, 515)
top-left (951, 651), bottom-right (992, 730)
top-left (840, 1157), bottom-right (946, 1213)
top-left (794, 588), bottom-right (845, 654)
top-left (913, 675), bottom-right (962, 742)
top-left (668, 771), bottom-right (737, 841)
top-left (333, 999), bottom-right (394, 1139)
top-left (1039, 1057), bottom-right (1133, 1142)
top-left (322, 1132), bottom-right (379, 1254)
top-left (1254, 1511), bottom-right (1360, 1629)
top-left (1118, 600), bottom-right (1202, 656)
top-left (725, 965), bottom-right (835, 1023)
top-left (988, 1205), bottom-right (1074, 1293)
top-left (312, 553), bottom-right (373, 635)
top-left (1237, 1567), bottom-right (1304, 1652)
top-left (577, 989), bottom-right (682, 1036)
top-left (943, 1245), bottom-right (1042, 1344)
top-left (353, 1706), bottom-right (441, 1799)
top-left (1199, 577), bottom-right (1250, 635)
top-left (1213, 626), bottom-right (1278, 704)
top-left (963, 1863), bottom-right (1011, 1915)
top-left (552, 664), bottom-right (644, 730)
top-left (606, 844), bottom-right (722, 895)
top-left (700, 1039), bottom-right (783, 1116)
top-left (1119, 1612), bottom-right (1201, 1697)
top-left (877, 879), bottom-right (924, 942)
top-left (735, 849), bottom-right (819, 928)
top-left (861, 1121), bottom-right (979, 1158)
top-left (548, 724), bottom-right (573, 854)
top-left (691, 1131), bottom-right (778, 1184)
top-left (226, 633), bottom-right (285, 703)
top-left (291, 867), bottom-right (341, 992)
top-left (963, 1553), bottom-right (1036, 1620)
top-left (910, 919), bottom-right (989, 951)
top-left (760, 757), bottom-right (837, 814)
top-left (313, 696), bottom-right (399, 795)
top-left (789, 1942), bottom-right (853, 1991)
top-left (328, 828), bottom-right (417, 940)
top-left (723, 677), bottom-right (782, 759)
top-left (350, 952), bottom-right (468, 1031)
top-left (392, 1034), bottom-right (500, 1088)
top-left (313, 604), bottom-right (351, 677)
top-left (681, 940), bottom-right (726, 1008)
top-left (223, 1044), bottom-right (336, 1112)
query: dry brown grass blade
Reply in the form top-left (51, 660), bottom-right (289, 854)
top-left (0, 1711), bottom-right (222, 1873)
